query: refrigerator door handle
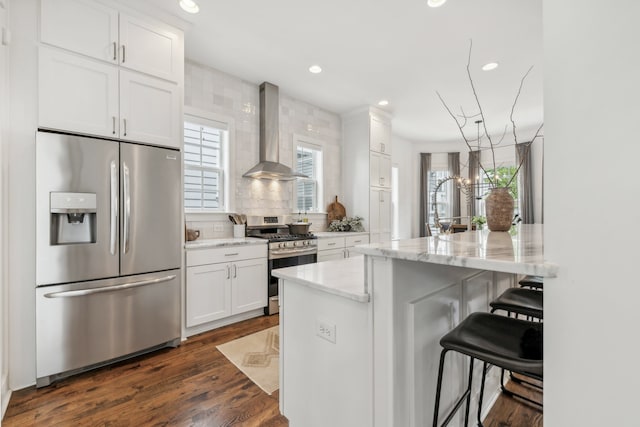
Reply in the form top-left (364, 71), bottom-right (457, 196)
top-left (123, 161), bottom-right (130, 254)
top-left (43, 275), bottom-right (177, 298)
top-left (110, 160), bottom-right (118, 256)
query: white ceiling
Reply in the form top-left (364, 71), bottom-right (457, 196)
top-left (133, 0), bottom-right (543, 143)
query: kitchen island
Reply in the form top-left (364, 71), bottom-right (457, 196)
top-left (273, 224), bottom-right (557, 427)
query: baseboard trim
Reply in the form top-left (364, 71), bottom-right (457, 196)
top-left (184, 309), bottom-right (265, 338)
top-left (1, 372), bottom-right (11, 420)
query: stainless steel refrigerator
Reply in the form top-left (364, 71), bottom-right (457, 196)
top-left (35, 131), bottom-right (182, 387)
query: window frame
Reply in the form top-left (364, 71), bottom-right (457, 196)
top-left (183, 108), bottom-right (234, 214)
top-left (293, 135), bottom-right (324, 214)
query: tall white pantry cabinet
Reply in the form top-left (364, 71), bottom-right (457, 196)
top-left (38, 0), bottom-right (184, 149)
top-left (342, 107), bottom-right (392, 243)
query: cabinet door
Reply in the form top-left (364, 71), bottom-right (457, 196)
top-left (317, 248), bottom-right (346, 262)
top-left (119, 70), bottom-right (180, 148)
top-left (39, 47), bottom-right (119, 138)
top-left (370, 116), bottom-right (391, 154)
top-left (41, 0), bottom-right (118, 63)
top-left (379, 189), bottom-right (392, 242)
top-left (369, 189), bottom-right (381, 243)
top-left (186, 263), bottom-right (232, 327)
top-left (412, 283), bottom-right (465, 426)
top-left (231, 258), bottom-right (268, 315)
top-left (370, 151), bottom-right (381, 187)
top-left (119, 13), bottom-right (183, 83)
top-left (379, 154), bottom-right (392, 189)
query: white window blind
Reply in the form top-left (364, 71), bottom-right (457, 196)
top-left (183, 119), bottom-right (226, 210)
top-left (296, 144), bottom-right (322, 212)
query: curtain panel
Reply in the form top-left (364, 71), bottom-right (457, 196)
top-left (468, 150), bottom-right (480, 218)
top-left (419, 153), bottom-right (432, 237)
top-left (448, 152), bottom-right (461, 222)
top-left (516, 143), bottom-right (534, 223)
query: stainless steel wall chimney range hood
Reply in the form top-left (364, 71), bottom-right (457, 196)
top-left (243, 82), bottom-right (308, 181)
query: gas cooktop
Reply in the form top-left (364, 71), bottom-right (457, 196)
top-left (253, 233), bottom-right (316, 242)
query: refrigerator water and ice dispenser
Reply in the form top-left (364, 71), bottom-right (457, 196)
top-left (49, 192), bottom-right (97, 244)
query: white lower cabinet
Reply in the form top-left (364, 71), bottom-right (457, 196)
top-left (317, 234), bottom-right (370, 262)
top-left (186, 262), bottom-right (231, 327)
top-left (186, 245), bottom-right (267, 328)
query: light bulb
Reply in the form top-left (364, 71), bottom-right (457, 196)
top-left (179, 0), bottom-right (199, 13)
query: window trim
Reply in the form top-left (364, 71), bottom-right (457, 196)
top-left (183, 107), bottom-right (235, 215)
top-left (292, 134), bottom-right (324, 213)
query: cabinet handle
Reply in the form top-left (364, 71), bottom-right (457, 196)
top-left (112, 42), bottom-right (117, 61)
top-left (225, 252), bottom-right (239, 256)
top-left (380, 177), bottom-right (384, 185)
top-left (381, 142), bottom-right (385, 153)
top-left (112, 116), bottom-right (116, 135)
top-left (226, 265), bottom-right (230, 279)
top-left (123, 118), bottom-right (127, 136)
top-left (233, 264), bottom-right (237, 278)
top-left (344, 249), bottom-right (348, 258)
top-left (354, 240), bottom-right (362, 243)
top-left (122, 45), bottom-right (126, 63)
top-left (380, 192), bottom-right (384, 203)
top-left (327, 242), bottom-right (336, 246)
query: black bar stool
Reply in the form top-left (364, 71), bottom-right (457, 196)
top-left (490, 287), bottom-right (543, 320)
top-left (519, 275), bottom-right (543, 290)
top-left (432, 312), bottom-right (543, 427)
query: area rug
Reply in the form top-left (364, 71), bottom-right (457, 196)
top-left (216, 326), bottom-right (279, 395)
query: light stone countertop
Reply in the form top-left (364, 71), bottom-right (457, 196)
top-left (352, 224), bottom-right (557, 277)
top-left (314, 231), bottom-right (369, 238)
top-left (184, 237), bottom-right (267, 250)
top-left (273, 256), bottom-right (369, 303)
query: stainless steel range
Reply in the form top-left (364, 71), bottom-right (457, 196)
top-left (247, 217), bottom-right (317, 315)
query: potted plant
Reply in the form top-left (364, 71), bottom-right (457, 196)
top-left (437, 41), bottom-right (543, 231)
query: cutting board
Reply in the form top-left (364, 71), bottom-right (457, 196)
top-left (327, 195), bottom-right (346, 222)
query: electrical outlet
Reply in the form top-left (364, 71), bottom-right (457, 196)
top-left (316, 319), bottom-right (336, 343)
top-left (213, 223), bottom-right (223, 232)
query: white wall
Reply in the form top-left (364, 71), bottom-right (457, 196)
top-left (391, 135), bottom-right (413, 239)
top-left (184, 60), bottom-right (342, 236)
top-left (0, 0), bottom-right (10, 417)
top-left (543, 2), bottom-right (640, 426)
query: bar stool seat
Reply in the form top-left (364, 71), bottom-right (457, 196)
top-left (519, 275), bottom-right (544, 289)
top-left (433, 312), bottom-right (542, 427)
top-left (441, 312), bottom-right (543, 377)
top-left (490, 287), bottom-right (543, 319)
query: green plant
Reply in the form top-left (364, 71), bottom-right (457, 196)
top-left (328, 216), bottom-right (365, 232)
top-left (471, 216), bottom-right (486, 226)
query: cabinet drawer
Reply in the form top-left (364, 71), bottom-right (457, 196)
top-left (186, 244), bottom-right (267, 267)
top-left (346, 235), bottom-right (370, 247)
top-left (317, 237), bottom-right (345, 251)
top-left (317, 248), bottom-right (346, 262)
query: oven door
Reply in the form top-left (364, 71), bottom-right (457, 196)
top-left (267, 252), bottom-right (317, 315)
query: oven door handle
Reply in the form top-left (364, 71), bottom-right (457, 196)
top-left (269, 248), bottom-right (317, 260)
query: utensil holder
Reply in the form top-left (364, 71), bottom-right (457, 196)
top-left (233, 224), bottom-right (245, 238)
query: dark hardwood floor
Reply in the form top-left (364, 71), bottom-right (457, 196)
top-left (3, 315), bottom-right (541, 426)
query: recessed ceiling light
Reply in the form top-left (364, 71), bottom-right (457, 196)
top-left (179, 0), bottom-right (200, 14)
top-left (427, 0), bottom-right (447, 7)
top-left (309, 65), bottom-right (322, 74)
top-left (378, 100), bottom-right (389, 106)
top-left (482, 62), bottom-right (499, 71)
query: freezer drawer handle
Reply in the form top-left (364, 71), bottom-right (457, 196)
top-left (43, 275), bottom-right (177, 298)
top-left (109, 160), bottom-right (118, 255)
top-left (123, 161), bottom-right (131, 254)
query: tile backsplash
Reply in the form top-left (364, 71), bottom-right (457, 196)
top-left (184, 60), bottom-right (342, 237)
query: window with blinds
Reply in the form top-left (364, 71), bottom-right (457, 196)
top-left (296, 144), bottom-right (322, 212)
top-left (183, 119), bottom-right (226, 210)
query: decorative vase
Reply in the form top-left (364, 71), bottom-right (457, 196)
top-left (485, 187), bottom-right (514, 232)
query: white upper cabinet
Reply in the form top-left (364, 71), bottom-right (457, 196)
top-left (40, 0), bottom-right (183, 83)
top-left (370, 116), bottom-right (391, 154)
top-left (39, 47), bottom-right (119, 138)
top-left (120, 70), bottom-right (180, 147)
top-left (370, 151), bottom-right (391, 189)
top-left (119, 13), bottom-right (183, 83)
top-left (38, 0), bottom-right (184, 148)
top-left (41, 0), bottom-right (119, 64)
